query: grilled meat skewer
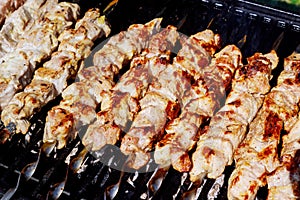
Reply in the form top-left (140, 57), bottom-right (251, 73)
top-left (82, 25), bottom-right (179, 153)
top-left (120, 30), bottom-right (221, 169)
top-left (0, 1), bottom-right (80, 111)
top-left (154, 45), bottom-right (242, 172)
top-left (0, 0), bottom-right (62, 59)
top-left (1, 9), bottom-right (110, 135)
top-left (267, 111), bottom-right (300, 200)
top-left (92, 19), bottom-right (162, 80)
top-left (266, 115), bottom-right (300, 200)
top-left (43, 18), bottom-right (162, 149)
top-left (227, 52), bottom-right (300, 200)
top-left (267, 54), bottom-right (300, 199)
top-left (189, 51), bottom-right (279, 183)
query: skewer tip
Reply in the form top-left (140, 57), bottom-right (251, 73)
top-left (41, 141), bottom-right (56, 156)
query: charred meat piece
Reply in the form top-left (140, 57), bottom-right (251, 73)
top-left (43, 18), bottom-right (162, 149)
top-left (266, 118), bottom-right (300, 200)
top-left (92, 18), bottom-right (162, 80)
top-left (1, 9), bottom-right (110, 135)
top-left (266, 53), bottom-right (300, 200)
top-left (227, 52), bottom-right (300, 200)
top-left (154, 45), bottom-right (242, 172)
top-left (189, 51), bottom-right (278, 183)
top-left (120, 30), bottom-right (221, 169)
top-left (82, 26), bottom-right (179, 153)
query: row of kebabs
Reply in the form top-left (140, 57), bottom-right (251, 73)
top-left (0, 1), bottom-right (299, 199)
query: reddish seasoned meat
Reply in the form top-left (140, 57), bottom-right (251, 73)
top-left (267, 118), bottom-right (300, 200)
top-left (227, 52), bottom-right (300, 200)
top-left (154, 45), bottom-right (242, 172)
top-left (82, 26), bottom-right (179, 152)
top-left (120, 30), bottom-right (221, 169)
top-left (266, 53), bottom-right (300, 200)
top-left (43, 18), bottom-right (162, 149)
top-left (189, 51), bottom-right (278, 183)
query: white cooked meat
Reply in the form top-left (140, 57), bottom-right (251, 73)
top-left (0, 0), bottom-right (59, 58)
top-left (154, 45), bottom-right (242, 172)
top-left (43, 18), bottom-right (162, 149)
top-left (82, 26), bottom-right (179, 152)
top-left (1, 9), bottom-right (110, 135)
top-left (120, 30), bottom-right (221, 169)
top-left (266, 53), bottom-right (300, 200)
top-left (189, 51), bottom-right (278, 183)
top-left (92, 18), bottom-right (162, 79)
top-left (109, 25), bottom-right (179, 129)
top-left (0, 1), bottom-right (79, 110)
top-left (227, 52), bottom-right (300, 200)
top-left (266, 118), bottom-right (300, 200)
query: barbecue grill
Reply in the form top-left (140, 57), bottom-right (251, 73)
top-left (0, 0), bottom-right (300, 199)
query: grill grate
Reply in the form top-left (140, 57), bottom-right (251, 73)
top-left (1, 0), bottom-right (300, 199)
